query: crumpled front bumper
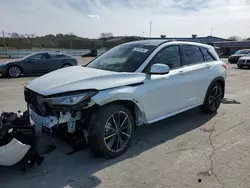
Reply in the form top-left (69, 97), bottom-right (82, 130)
top-left (29, 108), bottom-right (81, 134)
top-left (0, 138), bottom-right (31, 166)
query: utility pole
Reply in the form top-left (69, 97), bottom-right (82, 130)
top-left (149, 21), bottom-right (152, 38)
top-left (2, 30), bottom-right (7, 55)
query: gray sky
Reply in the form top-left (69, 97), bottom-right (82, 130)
top-left (1, 0), bottom-right (250, 38)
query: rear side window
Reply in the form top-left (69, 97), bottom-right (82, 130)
top-left (200, 47), bottom-right (215, 62)
top-left (49, 53), bottom-right (66, 59)
top-left (182, 45), bottom-right (205, 65)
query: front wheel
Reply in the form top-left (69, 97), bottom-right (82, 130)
top-left (88, 104), bottom-right (134, 158)
top-left (8, 66), bottom-right (21, 78)
top-left (200, 82), bottom-right (224, 114)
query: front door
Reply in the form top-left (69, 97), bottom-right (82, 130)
top-left (140, 45), bottom-right (188, 123)
top-left (22, 53), bottom-right (48, 74)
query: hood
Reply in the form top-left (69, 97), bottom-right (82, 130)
top-left (0, 59), bottom-right (21, 66)
top-left (239, 56), bottom-right (250, 60)
top-left (26, 66), bottom-right (146, 96)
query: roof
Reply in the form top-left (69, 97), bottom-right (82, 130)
top-left (146, 36), bottom-right (228, 44)
top-left (123, 39), bottom-right (170, 46)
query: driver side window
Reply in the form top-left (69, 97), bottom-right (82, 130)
top-left (151, 45), bottom-right (181, 69)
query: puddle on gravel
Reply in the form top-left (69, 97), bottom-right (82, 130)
top-left (222, 98), bottom-right (241, 104)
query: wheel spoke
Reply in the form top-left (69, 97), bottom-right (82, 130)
top-left (104, 133), bottom-right (116, 140)
top-left (120, 131), bottom-right (130, 138)
top-left (106, 123), bottom-right (115, 132)
top-left (119, 134), bottom-right (125, 148)
top-left (116, 134), bottom-right (120, 150)
top-left (120, 116), bottom-right (128, 129)
top-left (107, 136), bottom-right (116, 149)
top-left (111, 115), bottom-right (118, 129)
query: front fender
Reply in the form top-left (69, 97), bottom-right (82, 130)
top-left (92, 86), bottom-right (147, 125)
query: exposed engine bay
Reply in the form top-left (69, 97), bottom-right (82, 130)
top-left (25, 88), bottom-right (94, 151)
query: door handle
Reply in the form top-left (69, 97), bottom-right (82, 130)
top-left (178, 70), bottom-right (185, 75)
top-left (206, 64), bottom-right (212, 69)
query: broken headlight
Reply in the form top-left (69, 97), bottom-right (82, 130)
top-left (45, 91), bottom-right (97, 106)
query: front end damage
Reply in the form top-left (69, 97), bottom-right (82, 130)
top-left (25, 88), bottom-right (98, 149)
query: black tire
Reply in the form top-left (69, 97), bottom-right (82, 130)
top-left (7, 66), bottom-right (22, 78)
top-left (88, 104), bottom-right (134, 158)
top-left (200, 82), bottom-right (224, 114)
top-left (237, 64), bottom-right (243, 69)
top-left (62, 64), bottom-right (71, 68)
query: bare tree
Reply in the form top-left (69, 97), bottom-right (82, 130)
top-left (25, 33), bottom-right (36, 49)
top-left (99, 32), bottom-right (114, 39)
top-left (228, 36), bottom-right (242, 41)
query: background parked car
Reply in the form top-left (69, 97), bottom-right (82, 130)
top-left (237, 53), bottom-right (250, 68)
top-left (228, 49), bottom-right (250, 64)
top-left (0, 51), bottom-right (78, 78)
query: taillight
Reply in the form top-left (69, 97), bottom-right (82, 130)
top-left (222, 63), bottom-right (227, 70)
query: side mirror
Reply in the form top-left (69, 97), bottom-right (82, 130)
top-left (149, 64), bottom-right (170, 75)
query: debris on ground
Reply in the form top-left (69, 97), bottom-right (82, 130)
top-left (0, 111), bottom-right (44, 171)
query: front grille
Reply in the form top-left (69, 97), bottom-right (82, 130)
top-left (24, 88), bottom-right (49, 116)
top-left (247, 60), bottom-right (250, 63)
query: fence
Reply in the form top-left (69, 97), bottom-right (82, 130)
top-left (0, 48), bottom-right (106, 59)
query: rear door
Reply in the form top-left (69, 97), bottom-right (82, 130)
top-left (179, 45), bottom-right (211, 107)
top-left (44, 53), bottom-right (66, 72)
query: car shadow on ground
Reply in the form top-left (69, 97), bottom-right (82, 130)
top-left (0, 108), bottom-right (215, 188)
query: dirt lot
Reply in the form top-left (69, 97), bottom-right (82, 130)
top-left (0, 59), bottom-right (250, 188)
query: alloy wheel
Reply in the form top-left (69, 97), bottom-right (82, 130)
top-left (208, 85), bottom-right (223, 111)
top-left (8, 67), bottom-right (21, 77)
top-left (104, 111), bottom-right (132, 153)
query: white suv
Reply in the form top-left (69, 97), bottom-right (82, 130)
top-left (25, 40), bottom-right (227, 157)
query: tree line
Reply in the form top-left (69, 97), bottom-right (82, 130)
top-left (0, 32), bottom-right (142, 50)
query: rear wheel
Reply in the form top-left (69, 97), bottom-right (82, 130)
top-left (237, 64), bottom-right (243, 69)
top-left (62, 64), bottom-right (71, 68)
top-left (8, 66), bottom-right (21, 78)
top-left (200, 82), bottom-right (224, 114)
top-left (88, 104), bottom-right (134, 158)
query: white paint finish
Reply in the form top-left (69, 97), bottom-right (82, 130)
top-left (26, 41), bottom-right (227, 127)
top-left (0, 138), bottom-right (31, 166)
top-left (26, 66), bottom-right (146, 96)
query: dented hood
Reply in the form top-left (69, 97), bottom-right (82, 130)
top-left (26, 66), bottom-right (146, 96)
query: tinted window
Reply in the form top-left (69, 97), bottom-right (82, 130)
top-left (87, 43), bottom-right (156, 72)
top-left (200, 47), bottom-right (215, 62)
top-left (235, 50), bottom-right (250, 55)
top-left (182, 45), bottom-right (205, 65)
top-left (151, 46), bottom-right (181, 69)
top-left (29, 53), bottom-right (47, 60)
top-left (49, 53), bottom-right (66, 59)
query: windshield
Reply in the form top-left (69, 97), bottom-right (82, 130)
top-left (86, 43), bottom-right (157, 72)
top-left (235, 50), bottom-right (250, 55)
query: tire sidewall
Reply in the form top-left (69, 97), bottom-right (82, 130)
top-left (204, 82), bottom-right (224, 113)
top-left (88, 104), bottom-right (134, 158)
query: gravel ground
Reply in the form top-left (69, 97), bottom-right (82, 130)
top-left (0, 59), bottom-right (250, 188)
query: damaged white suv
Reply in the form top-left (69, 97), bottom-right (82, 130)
top-left (25, 40), bottom-right (227, 157)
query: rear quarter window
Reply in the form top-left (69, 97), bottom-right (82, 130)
top-left (200, 47), bottom-right (216, 62)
